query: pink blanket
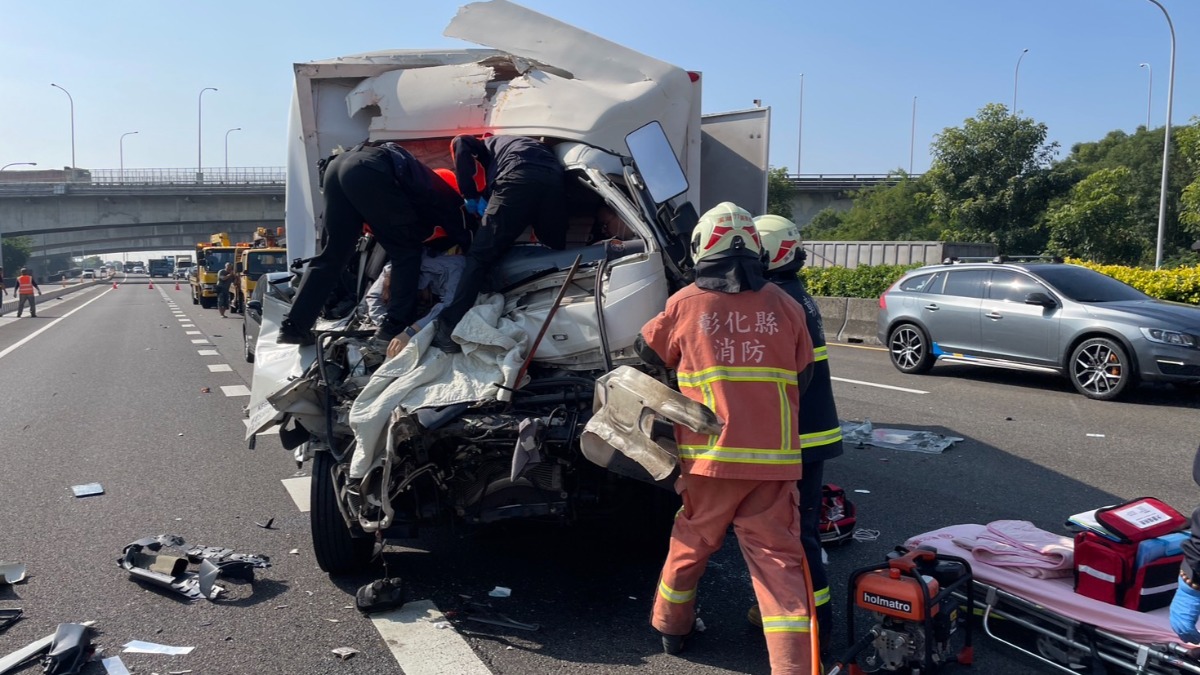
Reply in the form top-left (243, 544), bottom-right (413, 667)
top-left (950, 520), bottom-right (1074, 579)
top-left (906, 524), bottom-right (1188, 647)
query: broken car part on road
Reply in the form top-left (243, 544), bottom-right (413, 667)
top-left (0, 621), bottom-right (95, 675)
top-left (42, 623), bottom-right (94, 675)
top-left (118, 534), bottom-right (271, 601)
top-left (840, 419), bottom-right (964, 454)
top-left (0, 609), bottom-right (22, 635)
top-left (0, 562), bottom-right (26, 585)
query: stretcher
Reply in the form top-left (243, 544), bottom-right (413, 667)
top-left (907, 525), bottom-right (1200, 674)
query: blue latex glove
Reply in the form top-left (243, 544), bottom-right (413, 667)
top-left (464, 197), bottom-right (488, 218)
top-left (1171, 578), bottom-right (1200, 644)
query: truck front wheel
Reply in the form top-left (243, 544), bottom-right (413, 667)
top-left (311, 451), bottom-right (375, 575)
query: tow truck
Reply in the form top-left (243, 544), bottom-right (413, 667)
top-left (191, 233), bottom-right (238, 309)
top-left (234, 227), bottom-right (288, 313)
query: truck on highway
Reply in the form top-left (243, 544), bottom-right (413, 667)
top-left (148, 259), bottom-right (174, 278)
top-left (174, 254), bottom-right (194, 279)
top-left (249, 0), bottom-right (769, 574)
top-left (190, 233), bottom-right (237, 309)
top-left (234, 228), bottom-right (288, 313)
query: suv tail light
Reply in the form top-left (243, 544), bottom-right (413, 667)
top-left (879, 279), bottom-right (902, 310)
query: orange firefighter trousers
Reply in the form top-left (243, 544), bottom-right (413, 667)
top-left (652, 474), bottom-right (817, 674)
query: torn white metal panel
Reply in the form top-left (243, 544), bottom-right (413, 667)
top-left (348, 63), bottom-right (493, 139)
top-left (246, 292), bottom-right (316, 440)
top-left (700, 107), bottom-right (771, 215)
top-left (444, 0), bottom-right (697, 198)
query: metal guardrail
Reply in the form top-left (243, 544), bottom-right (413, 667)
top-left (0, 167), bottom-right (285, 186)
top-left (789, 173), bottom-right (923, 192)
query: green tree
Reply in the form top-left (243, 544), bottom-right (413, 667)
top-left (926, 103), bottom-right (1063, 253)
top-left (766, 167), bottom-right (795, 220)
top-left (802, 207), bottom-right (846, 239)
top-left (1046, 167), bottom-right (1148, 265)
top-left (1177, 120), bottom-right (1200, 241)
top-left (829, 171), bottom-right (940, 240)
top-left (1, 236), bottom-right (33, 275)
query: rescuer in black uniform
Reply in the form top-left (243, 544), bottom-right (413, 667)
top-left (430, 134), bottom-right (566, 353)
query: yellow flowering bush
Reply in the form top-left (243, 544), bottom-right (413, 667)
top-left (1067, 258), bottom-right (1200, 304)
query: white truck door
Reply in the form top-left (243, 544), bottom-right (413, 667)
top-left (699, 107), bottom-right (771, 216)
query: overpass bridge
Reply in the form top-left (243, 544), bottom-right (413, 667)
top-left (0, 168), bottom-right (906, 267)
top-left (0, 168), bottom-right (285, 264)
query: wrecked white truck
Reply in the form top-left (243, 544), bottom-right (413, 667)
top-left (247, 0), bottom-right (769, 574)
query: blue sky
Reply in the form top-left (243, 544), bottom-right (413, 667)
top-left (1, 0), bottom-right (1197, 176)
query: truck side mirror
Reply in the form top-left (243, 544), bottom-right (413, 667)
top-left (625, 121), bottom-right (689, 205)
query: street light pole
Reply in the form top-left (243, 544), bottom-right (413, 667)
top-left (224, 127), bottom-right (242, 181)
top-left (197, 87), bottom-right (218, 183)
top-left (50, 83), bottom-right (76, 168)
top-left (1013, 48), bottom-right (1029, 115)
top-left (1139, 62), bottom-right (1153, 131)
top-left (119, 131), bottom-right (138, 182)
top-left (0, 163), bottom-right (36, 171)
top-left (796, 73), bottom-right (804, 176)
top-left (1146, 0), bottom-right (1175, 270)
top-left (909, 96), bottom-right (917, 174)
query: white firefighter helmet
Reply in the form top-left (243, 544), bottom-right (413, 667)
top-left (691, 202), bottom-right (762, 264)
top-left (753, 214), bottom-right (803, 271)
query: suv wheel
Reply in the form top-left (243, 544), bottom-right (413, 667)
top-left (311, 451), bottom-right (375, 575)
top-left (243, 326), bottom-right (255, 363)
top-left (1069, 337), bottom-right (1135, 400)
top-left (888, 323), bottom-right (934, 374)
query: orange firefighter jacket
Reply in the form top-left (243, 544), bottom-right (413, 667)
top-left (640, 283), bottom-right (815, 481)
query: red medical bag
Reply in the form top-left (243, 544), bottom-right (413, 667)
top-left (819, 483), bottom-right (857, 545)
top-left (1073, 497), bottom-right (1188, 612)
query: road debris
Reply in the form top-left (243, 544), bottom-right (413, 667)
top-left (694, 617), bottom-right (707, 632)
top-left (43, 623), bottom-right (94, 675)
top-left (853, 489), bottom-right (871, 494)
top-left (0, 621), bottom-right (96, 675)
top-left (325, 618), bottom-right (341, 623)
top-left (331, 647), bottom-right (360, 661)
top-left (70, 483), bottom-right (104, 498)
top-left (101, 656), bottom-right (131, 675)
top-left (200, 387), bottom-right (211, 394)
top-left (122, 641), bottom-right (194, 656)
top-left (254, 518), bottom-right (276, 530)
top-left (289, 549), bottom-right (299, 555)
top-left (1086, 433), bottom-right (1106, 438)
top-left (0, 562), bottom-right (26, 584)
top-left (449, 598), bottom-right (540, 632)
top-left (488, 586), bottom-right (512, 598)
top-left (840, 419), bottom-right (962, 454)
top-left (119, 534), bottom-right (271, 601)
top-left (356, 578), bottom-right (405, 614)
top-left (0, 609), bottom-right (22, 635)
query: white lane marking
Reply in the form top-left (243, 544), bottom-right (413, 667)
top-left (186, 330), bottom-right (203, 335)
top-left (221, 385), bottom-right (251, 397)
top-left (191, 339), bottom-right (211, 344)
top-left (832, 376), bottom-right (928, 395)
top-left (280, 477), bottom-right (311, 512)
top-left (198, 349), bottom-right (219, 356)
top-left (371, 600), bottom-right (493, 675)
top-left (829, 342), bottom-right (887, 352)
top-left (0, 288), bottom-right (112, 361)
top-left (208, 364), bottom-right (233, 372)
top-left (177, 318), bottom-right (190, 322)
top-left (182, 324), bottom-right (195, 328)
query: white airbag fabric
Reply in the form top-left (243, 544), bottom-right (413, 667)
top-left (348, 294), bottom-right (528, 479)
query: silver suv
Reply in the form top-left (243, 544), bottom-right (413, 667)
top-left (877, 258), bottom-right (1200, 400)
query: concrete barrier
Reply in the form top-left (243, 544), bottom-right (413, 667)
top-left (837, 297), bottom-right (882, 345)
top-left (813, 296), bottom-right (847, 343)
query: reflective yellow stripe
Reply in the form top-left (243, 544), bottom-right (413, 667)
top-left (678, 366), bottom-right (798, 386)
top-left (761, 615), bottom-right (812, 633)
top-left (800, 427), bottom-right (843, 448)
top-left (679, 445), bottom-right (803, 465)
top-left (777, 382), bottom-right (791, 452)
top-left (700, 382), bottom-right (717, 446)
top-left (813, 345), bottom-right (828, 362)
top-left (658, 580), bottom-right (696, 604)
top-left (814, 586), bottom-right (831, 607)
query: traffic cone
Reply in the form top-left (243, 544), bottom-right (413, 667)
top-left (148, 281), bottom-right (154, 290)
top-left (112, 281), bottom-right (118, 290)
top-left (175, 281), bottom-right (181, 291)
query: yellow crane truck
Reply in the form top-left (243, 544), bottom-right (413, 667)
top-left (233, 227), bottom-right (288, 313)
top-left (190, 233), bottom-right (238, 309)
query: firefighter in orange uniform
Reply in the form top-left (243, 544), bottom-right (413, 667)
top-left (637, 202), bottom-right (819, 674)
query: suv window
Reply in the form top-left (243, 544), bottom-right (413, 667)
top-left (988, 270), bottom-right (1046, 303)
top-left (942, 270), bottom-right (987, 298)
top-left (899, 272), bottom-right (942, 293)
top-left (1031, 265), bottom-right (1147, 303)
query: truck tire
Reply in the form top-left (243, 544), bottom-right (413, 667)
top-left (311, 451), bottom-right (374, 575)
top-left (200, 296), bottom-right (215, 309)
top-left (191, 288), bottom-right (199, 305)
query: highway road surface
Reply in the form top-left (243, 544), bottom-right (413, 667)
top-left (1, 275), bottom-right (1196, 674)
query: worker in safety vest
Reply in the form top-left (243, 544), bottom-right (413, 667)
top-left (15, 268), bottom-right (42, 318)
top-left (750, 214), bottom-right (844, 654)
top-left (637, 202), bottom-right (819, 674)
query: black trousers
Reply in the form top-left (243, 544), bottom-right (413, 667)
top-left (437, 168), bottom-right (566, 332)
top-left (286, 147), bottom-right (432, 335)
top-left (799, 460), bottom-right (832, 651)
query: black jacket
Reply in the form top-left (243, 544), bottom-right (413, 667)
top-left (1182, 445), bottom-right (1200, 582)
top-left (451, 135), bottom-right (561, 200)
top-left (771, 274), bottom-right (844, 464)
top-left (377, 143), bottom-right (469, 248)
